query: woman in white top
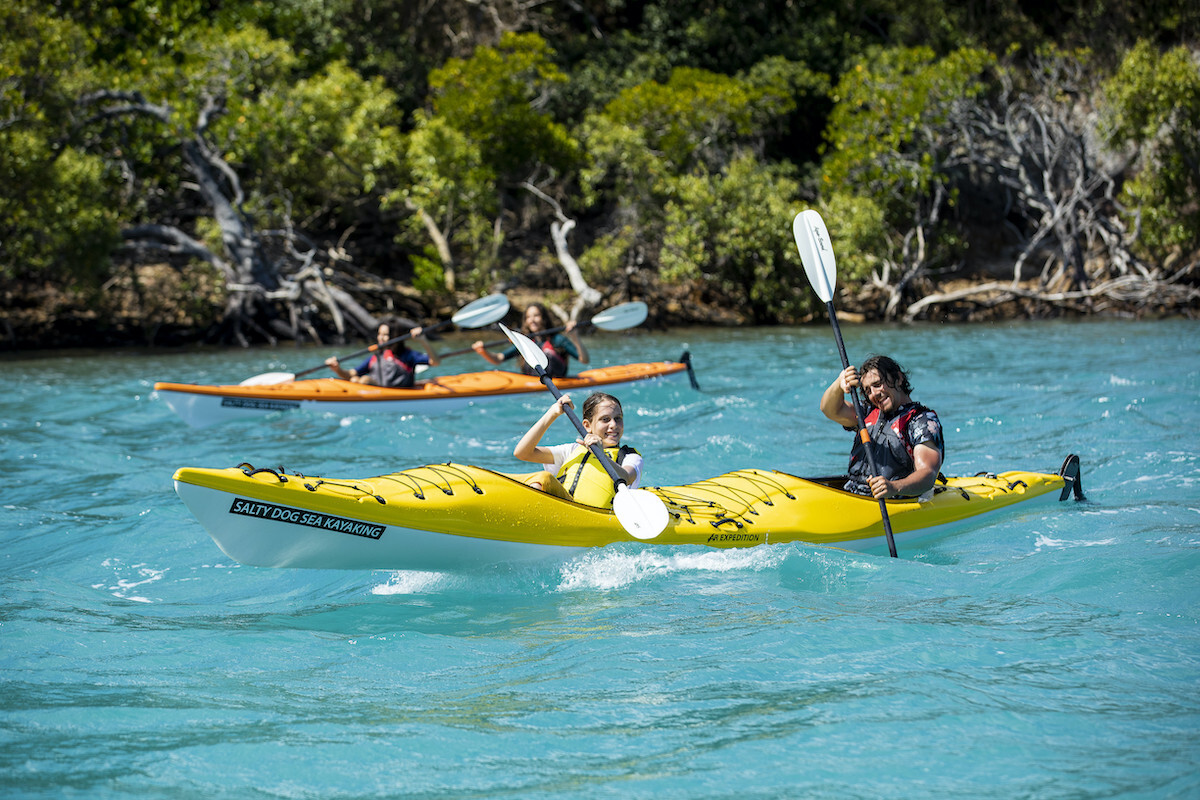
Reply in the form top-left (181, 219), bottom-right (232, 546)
top-left (512, 391), bottom-right (643, 507)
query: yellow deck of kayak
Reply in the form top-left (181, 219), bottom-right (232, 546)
top-left (173, 461), bottom-right (1070, 568)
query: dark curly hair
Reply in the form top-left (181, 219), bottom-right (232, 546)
top-left (859, 355), bottom-right (912, 394)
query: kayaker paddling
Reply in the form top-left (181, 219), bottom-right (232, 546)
top-left (512, 391), bottom-right (643, 507)
top-left (472, 303), bottom-right (588, 378)
top-left (325, 318), bottom-right (440, 388)
top-left (820, 354), bottom-right (944, 500)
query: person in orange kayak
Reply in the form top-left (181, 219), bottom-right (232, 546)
top-left (325, 317), bottom-right (441, 388)
top-left (471, 302), bottom-right (588, 378)
top-left (820, 354), bottom-right (944, 500)
top-left (512, 391), bottom-right (643, 507)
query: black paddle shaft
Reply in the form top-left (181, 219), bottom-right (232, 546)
top-left (436, 322), bottom-right (586, 359)
top-left (293, 319), bottom-right (453, 379)
top-left (533, 369), bottom-right (628, 490)
top-left (825, 300), bottom-right (899, 558)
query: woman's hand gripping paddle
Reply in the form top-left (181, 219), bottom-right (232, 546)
top-left (793, 209), bottom-right (899, 558)
top-left (240, 293), bottom-right (511, 386)
top-left (500, 323), bottom-right (669, 540)
top-left (437, 301), bottom-right (649, 359)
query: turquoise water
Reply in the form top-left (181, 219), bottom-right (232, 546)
top-left (2, 319), bottom-right (1198, 798)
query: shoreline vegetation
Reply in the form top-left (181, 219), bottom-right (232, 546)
top-left (3, 3), bottom-right (1198, 352)
top-left (2, 259), bottom-right (1195, 354)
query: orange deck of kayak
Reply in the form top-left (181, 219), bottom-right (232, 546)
top-left (154, 361), bottom-right (687, 402)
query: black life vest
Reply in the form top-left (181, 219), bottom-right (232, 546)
top-left (846, 402), bottom-right (940, 492)
top-left (369, 350), bottom-right (416, 388)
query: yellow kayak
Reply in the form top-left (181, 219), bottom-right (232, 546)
top-left (154, 354), bottom-right (697, 427)
top-left (172, 455), bottom-right (1084, 569)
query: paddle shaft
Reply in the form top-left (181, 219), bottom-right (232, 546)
top-left (437, 324), bottom-right (578, 359)
top-left (532, 367), bottom-right (630, 491)
top-left (823, 299), bottom-right (898, 558)
top-left (293, 319), bottom-right (451, 379)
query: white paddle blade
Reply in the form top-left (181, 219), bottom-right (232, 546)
top-left (590, 301), bottom-right (648, 331)
top-left (499, 323), bottom-right (550, 370)
top-left (239, 371), bottom-right (295, 386)
top-left (612, 485), bottom-right (670, 540)
top-left (451, 293), bottom-right (510, 329)
top-left (792, 209), bottom-right (837, 303)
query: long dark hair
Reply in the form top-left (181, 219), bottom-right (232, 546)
top-left (860, 355), bottom-right (912, 394)
top-left (383, 317), bottom-right (411, 352)
top-left (523, 303), bottom-right (554, 335)
top-left (525, 302), bottom-right (567, 360)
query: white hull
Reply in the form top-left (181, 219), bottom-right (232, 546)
top-left (157, 369), bottom-right (688, 428)
top-left (176, 481), bottom-right (586, 570)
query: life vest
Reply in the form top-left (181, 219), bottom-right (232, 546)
top-left (368, 350), bottom-right (416, 388)
top-left (519, 336), bottom-right (569, 378)
top-left (555, 445), bottom-right (638, 507)
top-left (847, 402), bottom-right (942, 491)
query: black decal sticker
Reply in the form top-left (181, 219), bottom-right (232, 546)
top-left (228, 498), bottom-right (384, 539)
top-left (706, 532), bottom-right (762, 544)
top-left (220, 398), bottom-right (302, 412)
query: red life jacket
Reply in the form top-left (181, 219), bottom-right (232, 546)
top-left (847, 402), bottom-right (941, 489)
top-left (519, 336), bottom-right (569, 378)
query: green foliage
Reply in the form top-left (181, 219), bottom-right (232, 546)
top-left (579, 228), bottom-right (636, 285)
top-left (820, 193), bottom-right (892, 286)
top-left (385, 113), bottom-right (496, 279)
top-left (580, 62), bottom-right (814, 319)
top-left (578, 113), bottom-right (662, 214)
top-left (823, 46), bottom-right (995, 215)
top-left (410, 252), bottom-right (447, 294)
top-left (0, 2), bottom-right (120, 282)
top-left (53, 0), bottom-right (213, 66)
top-left (426, 33), bottom-right (579, 182)
top-left (580, 60), bottom-right (816, 213)
top-left (231, 59), bottom-right (406, 219)
top-left (73, 23), bottom-right (304, 231)
top-left (613, 0), bottom-right (855, 79)
top-left (0, 131), bottom-right (121, 282)
top-left (135, 24), bottom-right (298, 124)
top-left (391, 33), bottom-right (585, 285)
top-left (600, 63), bottom-right (807, 173)
top-left (6, 0), bottom-right (1196, 327)
top-left (1102, 40), bottom-right (1200, 253)
top-left (660, 154), bottom-right (807, 321)
top-left (603, 68), bottom-right (759, 170)
top-left (213, 0), bottom-right (352, 70)
top-left (819, 45), bottom-right (995, 278)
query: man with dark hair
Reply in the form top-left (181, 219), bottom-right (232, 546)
top-left (819, 354), bottom-right (944, 499)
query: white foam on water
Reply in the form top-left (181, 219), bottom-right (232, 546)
top-left (369, 570), bottom-right (448, 595)
top-left (556, 545), bottom-right (787, 591)
top-left (96, 559), bottom-right (165, 603)
top-left (1033, 533), bottom-right (1118, 550)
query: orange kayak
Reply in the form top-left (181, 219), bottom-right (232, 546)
top-left (155, 354), bottom-right (698, 427)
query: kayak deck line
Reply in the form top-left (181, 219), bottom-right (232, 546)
top-left (172, 456), bottom-right (1085, 570)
